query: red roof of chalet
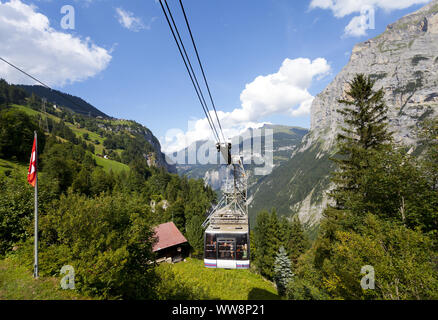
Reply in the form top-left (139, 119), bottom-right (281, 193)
top-left (152, 222), bottom-right (188, 252)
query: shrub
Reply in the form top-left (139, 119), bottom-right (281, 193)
top-left (17, 192), bottom-right (158, 299)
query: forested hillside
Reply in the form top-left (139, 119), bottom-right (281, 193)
top-left (17, 84), bottom-right (109, 118)
top-left (248, 140), bottom-right (335, 229)
top-left (0, 79), bottom-right (217, 299)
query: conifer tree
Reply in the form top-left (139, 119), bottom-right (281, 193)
top-left (254, 209), bottom-right (285, 279)
top-left (274, 246), bottom-right (294, 296)
top-left (253, 210), bottom-right (271, 277)
top-left (287, 216), bottom-right (308, 268)
top-left (330, 74), bottom-right (392, 211)
top-left (185, 215), bottom-right (204, 255)
top-left (419, 119), bottom-right (438, 191)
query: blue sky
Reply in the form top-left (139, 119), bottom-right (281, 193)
top-left (0, 0), bottom-right (431, 151)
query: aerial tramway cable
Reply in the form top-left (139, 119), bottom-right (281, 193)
top-left (0, 57), bottom-right (52, 90)
top-left (178, 0), bottom-right (226, 143)
top-left (159, 0), bottom-right (221, 143)
top-left (0, 56), bottom-right (98, 117)
top-left (159, 1), bottom-right (250, 270)
top-left (162, 0), bottom-right (222, 143)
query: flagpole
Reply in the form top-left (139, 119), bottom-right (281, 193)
top-left (34, 130), bottom-right (38, 279)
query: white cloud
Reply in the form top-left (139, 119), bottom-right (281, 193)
top-left (236, 58), bottom-right (330, 122)
top-left (0, 0), bottom-right (112, 87)
top-left (310, 0), bottom-right (431, 37)
top-left (310, 0), bottom-right (430, 18)
top-left (162, 58), bottom-right (330, 153)
top-left (115, 7), bottom-right (156, 32)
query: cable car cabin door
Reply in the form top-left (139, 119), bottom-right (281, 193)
top-left (217, 238), bottom-right (236, 269)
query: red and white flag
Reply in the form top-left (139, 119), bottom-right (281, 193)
top-left (27, 137), bottom-right (37, 187)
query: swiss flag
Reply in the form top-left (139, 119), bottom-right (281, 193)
top-left (27, 137), bottom-right (37, 187)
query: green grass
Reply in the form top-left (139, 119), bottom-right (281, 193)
top-left (7, 104), bottom-right (130, 170)
top-left (10, 104), bottom-right (59, 122)
top-left (0, 257), bottom-right (90, 300)
top-left (67, 124), bottom-right (105, 154)
top-left (10, 104), bottom-right (104, 153)
top-left (0, 159), bottom-right (27, 176)
top-left (94, 155), bottom-right (129, 174)
top-left (158, 258), bottom-right (280, 300)
top-left (67, 124), bottom-right (103, 142)
top-left (10, 104), bottom-right (40, 117)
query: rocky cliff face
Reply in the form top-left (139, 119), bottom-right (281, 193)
top-left (120, 123), bottom-right (177, 173)
top-left (255, 1), bottom-right (438, 228)
top-left (136, 127), bottom-right (177, 173)
top-left (97, 120), bottom-right (176, 173)
top-left (310, 0), bottom-right (438, 151)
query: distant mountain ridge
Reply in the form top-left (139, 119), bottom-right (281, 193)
top-left (17, 85), bottom-right (109, 118)
top-left (172, 125), bottom-right (309, 210)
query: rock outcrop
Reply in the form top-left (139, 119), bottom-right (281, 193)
top-left (251, 1), bottom-right (438, 228)
top-left (310, 0), bottom-right (438, 151)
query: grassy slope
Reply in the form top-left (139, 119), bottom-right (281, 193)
top-left (94, 155), bottom-right (129, 173)
top-left (0, 159), bottom-right (27, 175)
top-left (66, 123), bottom-right (105, 154)
top-left (158, 258), bottom-right (280, 300)
top-left (8, 104), bottom-right (129, 174)
top-left (0, 257), bottom-right (90, 300)
top-left (11, 104), bottom-right (59, 122)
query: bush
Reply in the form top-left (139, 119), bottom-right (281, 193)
top-left (0, 174), bottom-right (33, 256)
top-left (319, 214), bottom-right (438, 299)
top-left (17, 192), bottom-right (158, 299)
top-left (286, 277), bottom-right (330, 300)
top-left (0, 109), bottom-right (45, 162)
top-left (0, 172), bottom-right (57, 256)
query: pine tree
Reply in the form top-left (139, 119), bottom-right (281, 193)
top-left (419, 118), bottom-right (438, 191)
top-left (287, 216), bottom-right (308, 268)
top-left (185, 215), bottom-right (205, 256)
top-left (274, 246), bottom-right (294, 297)
top-left (330, 74), bottom-right (392, 211)
top-left (253, 210), bottom-right (271, 277)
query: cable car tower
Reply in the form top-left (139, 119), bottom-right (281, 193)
top-left (202, 143), bottom-right (250, 269)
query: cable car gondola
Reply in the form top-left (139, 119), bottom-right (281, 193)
top-left (202, 143), bottom-right (250, 269)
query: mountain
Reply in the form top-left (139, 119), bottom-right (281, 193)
top-left (249, 1), bottom-right (438, 228)
top-left (311, 0), bottom-right (438, 150)
top-left (173, 124), bottom-right (309, 190)
top-left (17, 85), bottom-right (109, 118)
top-left (94, 118), bottom-right (176, 173)
top-left (2, 80), bottom-right (174, 173)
